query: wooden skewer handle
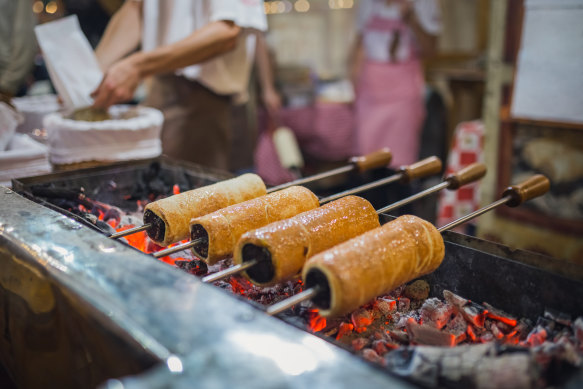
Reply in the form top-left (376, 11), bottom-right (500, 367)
top-left (349, 148), bottom-right (392, 172)
top-left (398, 156), bottom-right (442, 183)
top-left (502, 174), bottom-right (550, 207)
top-left (446, 163), bottom-right (487, 189)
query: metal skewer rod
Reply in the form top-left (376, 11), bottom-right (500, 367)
top-left (266, 174), bottom-right (550, 317)
top-left (152, 238), bottom-right (206, 258)
top-left (266, 286), bottom-right (323, 316)
top-left (266, 148), bottom-right (393, 193)
top-left (319, 156), bottom-right (443, 204)
top-left (267, 165), bottom-right (354, 193)
top-left (377, 162), bottom-right (487, 215)
top-left (201, 260), bottom-right (259, 283)
top-left (437, 197), bottom-right (510, 233)
top-left (377, 181), bottom-right (449, 214)
top-left (109, 223), bottom-right (152, 239)
top-left (319, 174), bottom-right (401, 204)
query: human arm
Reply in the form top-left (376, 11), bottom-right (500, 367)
top-left (92, 20), bottom-right (241, 109)
top-left (94, 0), bottom-right (143, 71)
top-left (401, 1), bottom-right (439, 58)
top-left (255, 32), bottom-right (282, 119)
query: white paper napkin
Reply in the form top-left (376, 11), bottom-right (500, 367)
top-left (34, 15), bottom-right (103, 109)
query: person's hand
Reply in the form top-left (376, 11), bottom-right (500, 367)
top-left (91, 54), bottom-right (141, 109)
top-left (262, 87), bottom-right (282, 121)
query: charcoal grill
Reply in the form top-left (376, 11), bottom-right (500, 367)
top-left (2, 158), bottom-right (583, 388)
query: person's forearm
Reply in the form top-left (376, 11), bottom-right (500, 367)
top-left (95, 0), bottom-right (142, 70)
top-left (409, 14), bottom-right (437, 58)
top-left (255, 32), bottom-right (276, 94)
top-left (129, 20), bottom-right (240, 79)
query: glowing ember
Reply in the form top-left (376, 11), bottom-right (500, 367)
top-left (307, 309), bottom-right (327, 332)
top-left (229, 277), bottom-right (254, 296)
top-left (116, 224), bottom-right (148, 252)
top-left (173, 184), bottom-right (180, 195)
top-left (336, 322), bottom-right (354, 340)
top-left (487, 312), bottom-right (518, 327)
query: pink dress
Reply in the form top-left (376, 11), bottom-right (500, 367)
top-left (355, 0), bottom-right (441, 167)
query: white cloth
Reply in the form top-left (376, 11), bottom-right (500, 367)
top-left (0, 133), bottom-right (51, 187)
top-left (44, 105), bottom-right (164, 164)
top-left (356, 0), bottom-right (442, 63)
top-left (34, 16), bottom-right (103, 109)
top-left (0, 102), bottom-right (22, 151)
top-left (12, 94), bottom-right (61, 135)
top-left (141, 0), bottom-right (267, 101)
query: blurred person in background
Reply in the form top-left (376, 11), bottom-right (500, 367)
top-left (350, 0), bottom-right (441, 167)
top-left (229, 31), bottom-right (282, 173)
top-left (0, 0), bottom-right (36, 107)
top-left (92, 0), bottom-right (267, 171)
top-left (349, 0), bottom-right (441, 209)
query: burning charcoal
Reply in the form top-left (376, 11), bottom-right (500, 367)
top-left (442, 291), bottom-right (488, 329)
top-left (385, 343), bottom-right (539, 389)
top-left (397, 297), bottom-right (410, 312)
top-left (362, 348), bottom-right (385, 365)
top-left (544, 309), bottom-right (572, 327)
top-left (351, 308), bottom-right (373, 331)
top-left (307, 309), bottom-right (327, 333)
top-left (352, 337), bottom-right (369, 351)
top-left (336, 322), bottom-right (354, 340)
top-left (533, 337), bottom-right (582, 369)
top-left (480, 332), bottom-right (495, 343)
top-left (461, 303), bottom-right (488, 329)
top-left (444, 313), bottom-right (468, 338)
top-left (419, 298), bottom-right (455, 329)
top-left (372, 340), bottom-right (389, 356)
top-left (386, 284), bottom-right (406, 299)
top-left (524, 325), bottom-right (548, 347)
top-left (467, 324), bottom-right (478, 342)
top-left (490, 323), bottom-right (504, 340)
top-left (495, 321), bottom-right (513, 334)
top-left (406, 318), bottom-right (464, 346)
top-left (387, 330), bottom-right (409, 344)
top-left (175, 260), bottom-right (208, 276)
top-left (443, 289), bottom-right (468, 307)
top-left (375, 298), bottom-right (397, 316)
top-left (394, 314), bottom-right (411, 329)
top-left (373, 331), bottom-right (387, 341)
top-left (484, 302), bottom-right (518, 328)
top-left (514, 319), bottom-right (533, 341)
top-left (103, 208), bottom-right (121, 224)
top-left (574, 317), bottom-right (583, 344)
top-left (404, 280), bottom-right (430, 300)
top-left (552, 328), bottom-right (572, 343)
top-left (535, 316), bottom-right (556, 333)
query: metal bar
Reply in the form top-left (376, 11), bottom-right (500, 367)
top-left (319, 174), bottom-right (402, 204)
top-left (266, 286), bottom-right (322, 316)
top-left (152, 238), bottom-right (205, 258)
top-left (376, 181), bottom-right (449, 215)
top-left (437, 196), bottom-right (511, 233)
top-left (201, 260), bottom-right (259, 283)
top-left (109, 223), bottom-right (151, 239)
top-left (266, 165), bottom-right (354, 193)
